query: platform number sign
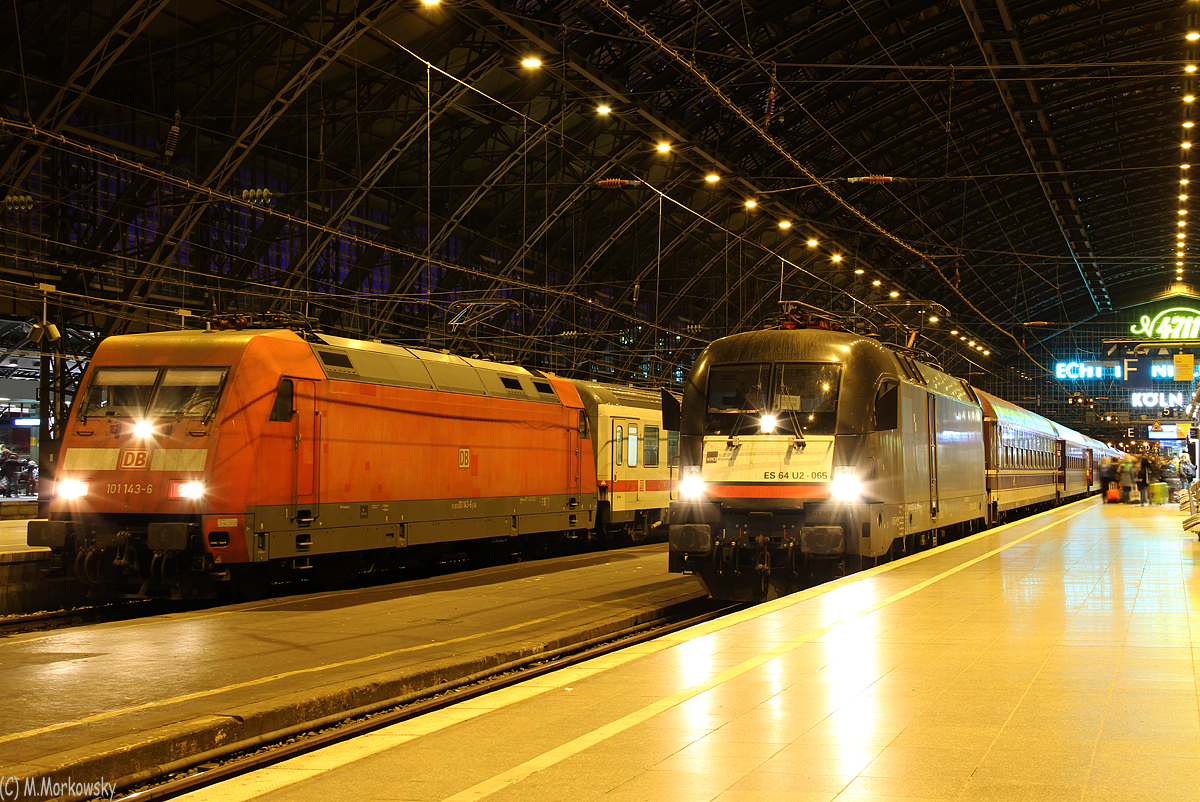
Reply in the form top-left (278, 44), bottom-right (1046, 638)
top-left (459, 448), bottom-right (470, 469)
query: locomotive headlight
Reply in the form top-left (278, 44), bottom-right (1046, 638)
top-left (170, 480), bottom-right (205, 499)
top-left (58, 479), bottom-right (90, 499)
top-left (133, 420), bottom-right (154, 438)
top-left (759, 414), bottom-right (777, 433)
top-left (679, 469), bottom-right (706, 499)
top-left (830, 466), bottom-right (862, 501)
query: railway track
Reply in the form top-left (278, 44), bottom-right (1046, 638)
top-left (114, 597), bottom-right (742, 802)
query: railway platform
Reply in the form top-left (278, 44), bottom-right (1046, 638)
top-left (1, 543), bottom-right (706, 795)
top-left (165, 496), bottom-right (1200, 802)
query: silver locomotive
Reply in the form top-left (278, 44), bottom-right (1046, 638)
top-left (666, 325), bottom-right (1116, 601)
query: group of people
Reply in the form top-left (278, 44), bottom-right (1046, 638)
top-left (1100, 452), bottom-right (1196, 505)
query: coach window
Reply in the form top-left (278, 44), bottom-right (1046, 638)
top-left (873, 380), bottom-right (900, 430)
top-left (644, 425), bottom-right (660, 467)
top-left (667, 430), bottom-right (680, 466)
top-left (628, 425), bottom-right (639, 467)
top-left (269, 379), bottom-right (294, 421)
top-left (615, 426), bottom-right (623, 466)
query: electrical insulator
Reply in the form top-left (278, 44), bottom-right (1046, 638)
top-left (596, 179), bottom-right (630, 188)
top-left (632, 284), bottom-right (640, 302)
top-left (765, 86), bottom-right (776, 125)
top-left (242, 188), bottom-right (272, 204)
top-left (164, 110), bottom-right (181, 159)
top-left (4, 195), bottom-right (34, 211)
top-left (847, 175), bottom-right (895, 183)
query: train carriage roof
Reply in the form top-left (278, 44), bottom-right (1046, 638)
top-left (974, 388), bottom-right (1059, 438)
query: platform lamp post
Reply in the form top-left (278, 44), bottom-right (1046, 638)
top-left (29, 283), bottom-right (60, 514)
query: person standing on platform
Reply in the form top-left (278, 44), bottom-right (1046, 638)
top-left (1181, 452), bottom-right (1196, 490)
top-left (1118, 458), bottom-right (1134, 503)
top-left (1135, 456), bottom-right (1150, 505)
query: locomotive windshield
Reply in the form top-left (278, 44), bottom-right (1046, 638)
top-left (705, 362), bottom-right (841, 436)
top-left (80, 366), bottom-right (227, 420)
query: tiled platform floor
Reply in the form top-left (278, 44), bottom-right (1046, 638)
top-left (177, 497), bottom-right (1200, 801)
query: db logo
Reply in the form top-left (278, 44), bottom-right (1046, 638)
top-left (119, 449), bottom-right (150, 469)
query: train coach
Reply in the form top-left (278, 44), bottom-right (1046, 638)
top-left (29, 327), bottom-right (675, 599)
top-left (666, 324), bottom-right (1122, 602)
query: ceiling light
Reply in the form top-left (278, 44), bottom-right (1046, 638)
top-left (976, 345), bottom-right (984, 351)
top-left (1185, 142), bottom-right (1194, 149)
top-left (656, 142), bottom-right (670, 152)
top-left (1180, 261), bottom-right (1185, 265)
top-left (421, 0), bottom-right (440, 4)
top-left (968, 340), bottom-right (976, 346)
top-left (1181, 209), bottom-right (1189, 214)
top-left (983, 350), bottom-right (990, 355)
top-left (872, 279), bottom-right (881, 286)
top-left (1180, 233), bottom-right (1187, 238)
top-left (1184, 164), bottom-right (1192, 169)
top-left (889, 290), bottom-right (899, 297)
top-left (950, 329), bottom-right (959, 335)
top-left (807, 239), bottom-right (818, 246)
top-left (705, 174), bottom-right (720, 183)
top-left (1182, 194), bottom-right (1190, 200)
top-left (929, 316), bottom-right (939, 323)
top-left (854, 268), bottom-right (864, 274)
top-left (1188, 96), bottom-right (1197, 103)
top-left (1186, 122), bottom-right (1196, 129)
top-left (597, 105), bottom-right (611, 114)
top-left (744, 199), bottom-right (757, 209)
top-left (1189, 65), bottom-right (1198, 73)
top-left (1183, 178), bottom-right (1191, 184)
top-left (960, 336), bottom-right (967, 341)
top-left (831, 254), bottom-right (842, 261)
top-left (1180, 221), bottom-right (1188, 226)
top-left (521, 57), bottom-right (542, 68)
top-left (1188, 32), bottom-right (1200, 40)
top-left (778, 220), bottom-right (792, 229)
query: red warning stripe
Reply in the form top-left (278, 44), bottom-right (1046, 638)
top-left (703, 483), bottom-right (831, 500)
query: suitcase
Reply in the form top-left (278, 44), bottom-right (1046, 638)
top-left (1148, 482), bottom-right (1169, 505)
top-left (1106, 488), bottom-right (1122, 503)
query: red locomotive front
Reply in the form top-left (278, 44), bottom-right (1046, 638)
top-left (30, 328), bottom-right (599, 598)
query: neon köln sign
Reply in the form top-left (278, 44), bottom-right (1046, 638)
top-left (1131, 392), bottom-right (1186, 408)
top-left (1130, 307), bottom-right (1200, 339)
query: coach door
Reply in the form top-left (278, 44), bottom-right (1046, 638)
top-left (612, 418), bottom-right (638, 509)
top-left (926, 394), bottom-right (939, 518)
top-left (293, 380), bottom-right (318, 515)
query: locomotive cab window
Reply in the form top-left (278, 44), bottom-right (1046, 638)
top-left (80, 368), bottom-right (159, 418)
top-left (270, 379), bottom-right (295, 422)
top-left (873, 380), bottom-right (900, 431)
top-left (704, 362), bottom-right (841, 436)
top-left (149, 368), bottom-right (227, 419)
top-left (578, 410), bottom-right (590, 438)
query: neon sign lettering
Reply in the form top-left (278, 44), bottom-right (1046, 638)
top-left (1130, 307), bottom-right (1200, 339)
top-left (1131, 392), bottom-right (1185, 408)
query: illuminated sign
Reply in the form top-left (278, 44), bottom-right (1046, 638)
top-left (1055, 362), bottom-right (1110, 380)
top-left (1055, 360), bottom-right (1199, 381)
top-left (1149, 424), bottom-right (1180, 440)
top-left (1131, 392), bottom-right (1186, 408)
top-left (1130, 307), bottom-right (1200, 340)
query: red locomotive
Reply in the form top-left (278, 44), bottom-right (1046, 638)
top-left (30, 328), bottom-right (675, 599)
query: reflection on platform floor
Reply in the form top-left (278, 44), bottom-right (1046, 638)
top-left (177, 498), bottom-right (1200, 802)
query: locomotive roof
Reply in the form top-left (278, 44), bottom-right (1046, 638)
top-left (570, 381), bottom-right (664, 411)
